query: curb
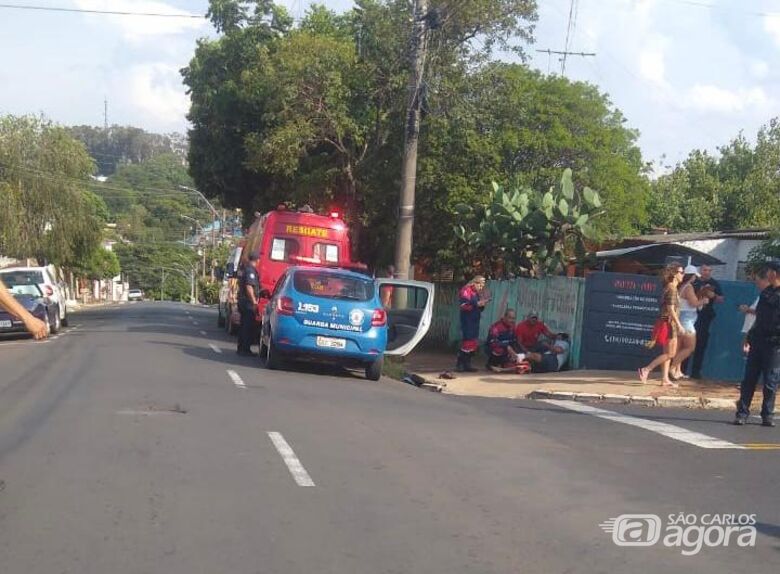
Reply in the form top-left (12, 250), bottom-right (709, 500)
top-left (411, 375), bottom-right (737, 410)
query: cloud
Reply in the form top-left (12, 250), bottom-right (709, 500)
top-left (72, 0), bottom-right (206, 41)
top-left (749, 59), bottom-right (770, 80)
top-left (764, 13), bottom-right (780, 48)
top-left (681, 85), bottom-right (771, 113)
top-left (116, 63), bottom-right (190, 128)
top-left (638, 47), bottom-right (666, 86)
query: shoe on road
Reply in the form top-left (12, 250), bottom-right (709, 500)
top-left (761, 418), bottom-right (775, 427)
top-left (733, 416), bottom-right (747, 426)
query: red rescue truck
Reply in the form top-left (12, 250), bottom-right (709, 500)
top-left (233, 206), bottom-right (356, 330)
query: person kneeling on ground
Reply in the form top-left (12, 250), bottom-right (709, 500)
top-left (485, 309), bottom-right (522, 371)
top-left (526, 333), bottom-right (571, 373)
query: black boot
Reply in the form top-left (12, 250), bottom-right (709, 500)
top-left (463, 352), bottom-right (478, 373)
top-left (456, 351), bottom-right (467, 372)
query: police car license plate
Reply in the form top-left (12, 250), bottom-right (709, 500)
top-left (0, 320), bottom-right (12, 328)
top-left (316, 336), bottom-right (346, 350)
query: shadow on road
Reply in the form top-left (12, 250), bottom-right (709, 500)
top-left (145, 338), bottom-right (366, 382)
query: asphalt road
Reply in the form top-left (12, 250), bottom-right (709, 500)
top-left (0, 302), bottom-right (778, 573)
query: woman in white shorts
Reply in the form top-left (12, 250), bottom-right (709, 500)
top-left (671, 265), bottom-right (713, 379)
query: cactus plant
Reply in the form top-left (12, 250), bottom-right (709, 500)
top-left (453, 169), bottom-right (603, 276)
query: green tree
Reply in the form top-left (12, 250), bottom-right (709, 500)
top-left (0, 115), bottom-right (106, 267)
top-left (72, 248), bottom-right (121, 281)
top-left (66, 125), bottom-right (185, 176)
top-left (114, 243), bottom-right (197, 301)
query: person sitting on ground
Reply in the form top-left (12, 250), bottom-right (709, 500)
top-left (525, 333), bottom-right (571, 373)
top-left (485, 309), bottom-right (522, 371)
top-left (514, 312), bottom-right (556, 353)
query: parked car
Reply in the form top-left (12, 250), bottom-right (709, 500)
top-left (260, 266), bottom-right (434, 380)
top-left (128, 289), bottom-right (144, 301)
top-left (0, 283), bottom-right (58, 337)
top-left (0, 266), bottom-right (68, 328)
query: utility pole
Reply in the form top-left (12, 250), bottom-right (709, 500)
top-left (393, 0), bottom-right (429, 280)
top-left (103, 96), bottom-right (108, 130)
top-left (535, 49), bottom-right (595, 76)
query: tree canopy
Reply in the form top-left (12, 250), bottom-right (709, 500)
top-left (648, 118), bottom-right (780, 233)
top-left (0, 115), bottom-right (107, 268)
top-left (183, 0), bottom-right (648, 272)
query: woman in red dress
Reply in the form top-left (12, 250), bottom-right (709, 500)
top-left (639, 263), bottom-right (685, 387)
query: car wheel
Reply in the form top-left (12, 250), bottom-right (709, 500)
top-left (50, 307), bottom-right (61, 334)
top-left (365, 355), bottom-right (384, 381)
top-left (41, 313), bottom-right (51, 338)
top-left (264, 331), bottom-right (283, 371)
top-left (217, 308), bottom-right (226, 328)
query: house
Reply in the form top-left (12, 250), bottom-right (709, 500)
top-left (615, 229), bottom-right (768, 281)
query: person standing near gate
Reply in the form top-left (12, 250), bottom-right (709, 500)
top-left (456, 275), bottom-right (488, 372)
top-left (734, 261), bottom-right (780, 427)
top-left (689, 264), bottom-right (724, 378)
top-left (236, 252), bottom-right (260, 356)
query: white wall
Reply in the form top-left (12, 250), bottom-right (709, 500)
top-left (679, 238), bottom-right (763, 280)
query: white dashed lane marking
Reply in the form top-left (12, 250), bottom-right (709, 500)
top-left (268, 432), bottom-right (316, 487)
top-left (200, 330), bottom-right (207, 336)
top-left (226, 369), bottom-right (246, 389)
top-left (543, 400), bottom-right (745, 450)
top-left (209, 344), bottom-right (222, 354)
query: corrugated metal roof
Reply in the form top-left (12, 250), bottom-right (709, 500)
top-left (623, 229), bottom-right (768, 245)
top-left (596, 243), bottom-right (725, 266)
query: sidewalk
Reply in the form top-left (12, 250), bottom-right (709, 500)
top-left (404, 349), bottom-right (740, 409)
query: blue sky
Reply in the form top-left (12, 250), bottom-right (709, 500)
top-left (0, 0), bottom-right (778, 167)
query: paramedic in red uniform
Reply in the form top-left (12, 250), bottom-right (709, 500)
top-left (456, 275), bottom-right (488, 372)
top-left (485, 309), bottom-right (519, 369)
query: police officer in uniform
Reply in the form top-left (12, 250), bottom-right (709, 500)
top-left (735, 260), bottom-right (780, 427)
top-left (237, 252), bottom-right (260, 356)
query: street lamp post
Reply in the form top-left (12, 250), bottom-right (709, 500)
top-left (179, 185), bottom-right (220, 247)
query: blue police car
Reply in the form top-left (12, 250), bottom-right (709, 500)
top-left (259, 266), bottom-right (434, 380)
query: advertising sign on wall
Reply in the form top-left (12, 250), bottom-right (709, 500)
top-left (581, 272), bottom-right (662, 371)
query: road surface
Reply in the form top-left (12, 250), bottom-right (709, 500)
top-left (0, 303), bottom-right (778, 573)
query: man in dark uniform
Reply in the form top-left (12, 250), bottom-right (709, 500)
top-left (689, 264), bottom-right (724, 378)
top-left (237, 253), bottom-right (260, 356)
top-left (734, 261), bottom-right (780, 427)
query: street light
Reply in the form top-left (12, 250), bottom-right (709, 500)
top-left (179, 185), bottom-right (220, 247)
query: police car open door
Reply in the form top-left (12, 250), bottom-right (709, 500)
top-left (376, 279), bottom-right (435, 356)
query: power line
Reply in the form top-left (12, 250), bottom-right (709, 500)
top-left (0, 2), bottom-right (203, 19)
top-left (0, 161), bottom-right (203, 197)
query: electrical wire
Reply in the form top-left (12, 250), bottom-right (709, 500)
top-left (0, 2), bottom-right (203, 19)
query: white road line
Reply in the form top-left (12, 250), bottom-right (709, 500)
top-left (192, 320), bottom-right (199, 326)
top-left (543, 400), bottom-right (746, 450)
top-left (267, 432), bottom-right (316, 487)
top-left (226, 369), bottom-right (247, 389)
top-left (209, 343), bottom-right (223, 354)
top-left (200, 330), bottom-right (207, 336)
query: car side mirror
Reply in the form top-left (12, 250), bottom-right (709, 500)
top-left (258, 289), bottom-right (272, 299)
